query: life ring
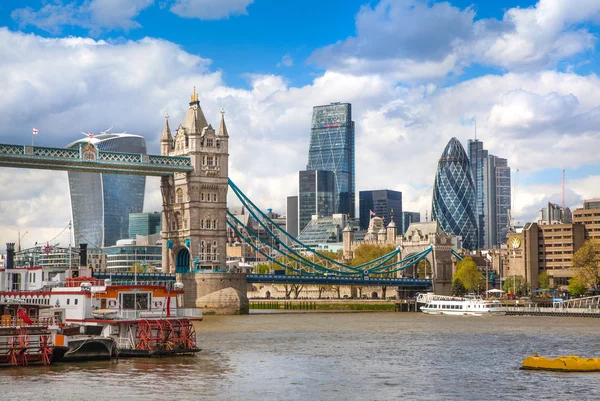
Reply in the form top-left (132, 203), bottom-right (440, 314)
top-left (154, 301), bottom-right (163, 308)
top-left (108, 300), bottom-right (117, 307)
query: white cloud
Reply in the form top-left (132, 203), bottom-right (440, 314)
top-left (11, 0), bottom-right (154, 35)
top-left (276, 54), bottom-right (293, 68)
top-left (1, 29), bottom-right (600, 249)
top-left (170, 0), bottom-right (253, 20)
top-left (310, 0), bottom-right (600, 80)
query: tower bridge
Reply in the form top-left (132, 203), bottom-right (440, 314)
top-left (0, 88), bottom-right (455, 313)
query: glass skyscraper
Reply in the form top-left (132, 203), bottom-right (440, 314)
top-left (432, 137), bottom-right (478, 250)
top-left (298, 170), bottom-right (336, 233)
top-left (66, 134), bottom-right (147, 247)
top-left (359, 190), bottom-right (402, 230)
top-left (129, 212), bottom-right (162, 238)
top-left (468, 139), bottom-right (511, 248)
top-left (307, 103), bottom-right (355, 217)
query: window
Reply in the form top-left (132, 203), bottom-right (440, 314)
top-left (176, 188), bottom-right (183, 203)
top-left (207, 138), bottom-right (214, 147)
top-left (120, 293), bottom-right (151, 310)
top-left (176, 213), bottom-right (183, 229)
top-left (67, 299), bottom-right (70, 305)
top-left (213, 193), bottom-right (217, 202)
top-left (75, 299), bottom-right (78, 305)
top-left (207, 157), bottom-right (214, 166)
top-left (200, 192), bottom-right (204, 201)
top-left (201, 220), bottom-right (205, 229)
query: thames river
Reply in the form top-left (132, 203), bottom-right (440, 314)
top-left (2, 312), bottom-right (600, 400)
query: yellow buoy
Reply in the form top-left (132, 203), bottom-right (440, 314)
top-left (522, 354), bottom-right (600, 372)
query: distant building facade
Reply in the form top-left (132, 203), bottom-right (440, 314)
top-left (432, 138), bottom-right (478, 250)
top-left (102, 235), bottom-right (162, 271)
top-left (538, 202), bottom-right (572, 225)
top-left (129, 212), bottom-right (162, 238)
top-left (66, 133), bottom-right (147, 247)
top-left (298, 170), bottom-right (335, 232)
top-left (359, 190), bottom-right (402, 230)
top-left (286, 196), bottom-right (299, 239)
top-left (402, 212), bottom-right (420, 234)
top-left (307, 103), bottom-right (355, 218)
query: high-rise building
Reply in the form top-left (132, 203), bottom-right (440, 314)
top-left (359, 190), bottom-right (402, 230)
top-left (468, 139), bottom-right (511, 248)
top-left (538, 202), bottom-right (572, 225)
top-left (129, 212), bottom-right (162, 238)
top-left (66, 134), bottom-right (147, 247)
top-left (432, 137), bottom-right (478, 250)
top-left (307, 103), bottom-right (355, 217)
top-left (286, 196), bottom-right (299, 238)
top-left (402, 212), bottom-right (420, 234)
top-left (298, 170), bottom-right (335, 232)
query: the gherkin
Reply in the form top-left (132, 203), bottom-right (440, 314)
top-left (432, 137), bottom-right (478, 250)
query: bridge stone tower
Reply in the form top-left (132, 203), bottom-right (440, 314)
top-left (160, 88), bottom-right (229, 274)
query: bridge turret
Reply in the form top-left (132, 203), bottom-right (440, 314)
top-left (342, 224), bottom-right (354, 261)
top-left (160, 113), bottom-right (173, 155)
top-left (387, 220), bottom-right (398, 244)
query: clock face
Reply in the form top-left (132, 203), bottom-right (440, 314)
top-left (510, 237), bottom-right (521, 249)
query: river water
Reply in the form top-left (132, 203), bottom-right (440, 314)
top-left (2, 312), bottom-right (600, 400)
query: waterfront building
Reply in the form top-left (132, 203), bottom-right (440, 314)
top-left (66, 133), bottom-right (147, 247)
top-left (538, 202), bottom-right (572, 225)
top-left (573, 200), bottom-right (600, 241)
top-left (432, 138), bottom-right (478, 250)
top-left (286, 196), bottom-right (299, 238)
top-left (128, 212), bottom-right (162, 238)
top-left (298, 170), bottom-right (336, 232)
top-left (402, 212), bottom-right (420, 235)
top-left (359, 190), bottom-right (402, 230)
top-left (307, 103), bottom-right (355, 218)
top-left (102, 235), bottom-right (162, 271)
top-left (467, 139), bottom-right (511, 248)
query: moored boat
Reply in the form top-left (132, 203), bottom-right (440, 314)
top-left (418, 293), bottom-right (506, 316)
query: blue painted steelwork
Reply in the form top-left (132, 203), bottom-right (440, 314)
top-left (0, 143), bottom-right (192, 176)
top-left (450, 249), bottom-right (464, 261)
top-left (176, 248), bottom-right (190, 273)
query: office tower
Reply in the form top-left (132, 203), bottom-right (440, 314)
top-left (432, 137), bottom-right (478, 250)
top-left (66, 134), bottom-right (147, 247)
top-left (538, 202), bottom-right (572, 225)
top-left (468, 139), bottom-right (512, 248)
top-left (402, 211), bottom-right (421, 234)
top-left (359, 190), bottom-right (402, 230)
top-left (286, 196), bottom-right (299, 238)
top-left (298, 170), bottom-right (335, 233)
top-left (307, 102), bottom-right (355, 217)
top-left (129, 212), bottom-right (162, 238)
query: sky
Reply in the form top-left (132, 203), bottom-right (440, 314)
top-left (1, 0), bottom-right (600, 249)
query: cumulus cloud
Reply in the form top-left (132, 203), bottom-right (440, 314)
top-left (1, 28), bottom-right (600, 249)
top-left (310, 0), bottom-right (600, 80)
top-left (11, 0), bottom-right (154, 35)
top-left (170, 0), bottom-right (253, 20)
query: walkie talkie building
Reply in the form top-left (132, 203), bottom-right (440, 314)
top-left (432, 137), bottom-right (478, 250)
top-left (66, 134), bottom-right (147, 248)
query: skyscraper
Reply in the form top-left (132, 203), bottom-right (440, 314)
top-left (129, 212), bottom-right (162, 238)
top-left (402, 211), bottom-right (421, 234)
top-left (286, 196), bottom-right (299, 238)
top-left (359, 190), bottom-right (402, 230)
top-left (298, 170), bottom-right (335, 232)
top-left (468, 139), bottom-right (511, 248)
top-left (66, 134), bottom-right (147, 247)
top-left (307, 103), bottom-right (355, 217)
top-left (432, 137), bottom-right (478, 250)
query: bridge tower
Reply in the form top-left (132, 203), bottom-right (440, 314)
top-left (160, 88), bottom-right (229, 274)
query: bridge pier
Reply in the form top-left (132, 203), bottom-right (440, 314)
top-left (178, 273), bottom-right (249, 314)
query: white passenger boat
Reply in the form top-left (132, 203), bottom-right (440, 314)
top-left (418, 293), bottom-right (506, 316)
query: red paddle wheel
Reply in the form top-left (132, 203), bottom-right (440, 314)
top-left (39, 334), bottom-right (53, 365)
top-left (8, 328), bottom-right (31, 366)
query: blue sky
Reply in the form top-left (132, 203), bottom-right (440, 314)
top-left (0, 0), bottom-right (600, 247)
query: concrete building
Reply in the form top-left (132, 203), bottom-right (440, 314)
top-left (402, 212), bottom-right (420, 235)
top-left (160, 88), bottom-right (229, 273)
top-left (298, 170), bottom-right (335, 232)
top-left (359, 190), bottom-right (402, 230)
top-left (573, 200), bottom-right (600, 241)
top-left (102, 234), bottom-right (162, 271)
top-left (66, 133), bottom-right (147, 247)
top-left (307, 103), bottom-right (355, 218)
top-left (286, 196), bottom-right (299, 238)
top-left (129, 212), bottom-right (162, 238)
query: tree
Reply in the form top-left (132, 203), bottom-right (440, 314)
top-left (317, 285), bottom-right (332, 299)
top-left (502, 276), bottom-right (529, 296)
top-left (568, 276), bottom-right (587, 297)
top-left (452, 278), bottom-right (466, 296)
top-left (453, 256), bottom-right (484, 293)
top-left (331, 285), bottom-right (342, 299)
top-left (254, 263), bottom-right (271, 274)
top-left (572, 240), bottom-right (600, 292)
top-left (351, 244), bottom-right (397, 269)
top-left (538, 271), bottom-right (550, 290)
top-left (291, 284), bottom-right (304, 299)
top-left (417, 259), bottom-right (431, 278)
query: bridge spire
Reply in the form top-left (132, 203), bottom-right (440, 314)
top-left (182, 86), bottom-right (208, 133)
top-left (218, 108), bottom-right (229, 137)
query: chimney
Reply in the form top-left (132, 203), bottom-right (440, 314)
top-left (79, 243), bottom-right (88, 268)
top-left (6, 243), bottom-right (15, 269)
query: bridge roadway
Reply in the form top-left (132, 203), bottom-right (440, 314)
top-left (0, 143), bottom-right (193, 176)
top-left (92, 272), bottom-right (432, 287)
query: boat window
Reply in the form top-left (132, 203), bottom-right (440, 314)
top-left (67, 299), bottom-right (70, 305)
top-left (75, 299), bottom-right (78, 305)
top-left (120, 292), bottom-right (151, 310)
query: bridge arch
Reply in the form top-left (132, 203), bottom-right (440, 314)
top-left (175, 247), bottom-right (190, 273)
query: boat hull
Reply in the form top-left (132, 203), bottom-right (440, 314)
top-left (62, 336), bottom-right (117, 362)
top-left (522, 355), bottom-right (600, 372)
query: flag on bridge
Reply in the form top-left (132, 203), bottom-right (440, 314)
top-left (32, 128), bottom-right (38, 135)
top-left (87, 132), bottom-right (94, 138)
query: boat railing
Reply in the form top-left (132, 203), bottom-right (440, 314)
top-left (0, 316), bottom-right (59, 328)
top-left (177, 308), bottom-right (203, 319)
top-left (416, 293), bottom-right (465, 303)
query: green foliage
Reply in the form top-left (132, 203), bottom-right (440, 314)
top-left (453, 256), bottom-right (484, 292)
top-left (417, 259), bottom-right (431, 278)
top-left (572, 240), bottom-right (600, 291)
top-left (537, 271), bottom-right (550, 289)
top-left (253, 263), bottom-right (271, 274)
top-left (452, 278), bottom-right (466, 296)
top-left (502, 276), bottom-right (529, 296)
top-left (568, 276), bottom-right (587, 297)
top-left (351, 244), bottom-right (396, 268)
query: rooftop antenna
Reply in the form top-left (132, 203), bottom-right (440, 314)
top-left (474, 117), bottom-right (477, 140)
top-left (562, 169), bottom-right (565, 211)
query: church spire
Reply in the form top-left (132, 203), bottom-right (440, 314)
top-left (218, 108), bottom-right (229, 137)
top-left (161, 112), bottom-right (172, 142)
